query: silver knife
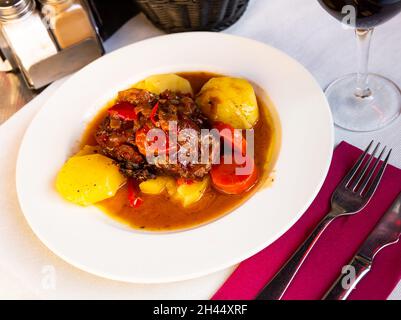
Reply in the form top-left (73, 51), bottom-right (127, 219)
top-left (323, 191), bottom-right (401, 300)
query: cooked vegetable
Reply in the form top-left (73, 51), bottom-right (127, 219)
top-left (134, 74), bottom-right (193, 95)
top-left (139, 176), bottom-right (208, 208)
top-left (56, 154), bottom-right (126, 206)
top-left (213, 122), bottom-right (247, 155)
top-left (196, 77), bottom-right (259, 129)
top-left (150, 101), bottom-right (159, 126)
top-left (211, 156), bottom-right (258, 195)
top-left (139, 176), bottom-right (172, 195)
top-left (108, 101), bottom-right (137, 121)
top-left (127, 178), bottom-right (143, 208)
top-left (135, 126), bottom-right (150, 156)
top-left (176, 178), bottom-right (194, 186)
top-left (165, 177), bottom-right (178, 196)
top-left (174, 177), bottom-right (209, 208)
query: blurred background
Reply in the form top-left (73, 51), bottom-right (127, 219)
top-left (0, 0), bottom-right (254, 122)
top-left (1, 0), bottom-right (401, 131)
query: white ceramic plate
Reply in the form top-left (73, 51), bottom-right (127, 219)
top-left (16, 33), bottom-right (333, 283)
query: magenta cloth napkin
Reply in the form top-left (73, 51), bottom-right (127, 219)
top-left (213, 141), bottom-right (401, 300)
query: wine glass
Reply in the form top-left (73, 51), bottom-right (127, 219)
top-left (318, 0), bottom-right (401, 131)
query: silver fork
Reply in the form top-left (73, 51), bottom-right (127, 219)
top-left (256, 141), bottom-right (392, 300)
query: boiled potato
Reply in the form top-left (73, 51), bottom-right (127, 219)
top-left (56, 154), bottom-right (126, 206)
top-left (174, 177), bottom-right (209, 208)
top-left (196, 77), bottom-right (259, 129)
top-left (165, 177), bottom-right (178, 196)
top-left (134, 74), bottom-right (193, 95)
top-left (139, 176), bottom-right (173, 195)
top-left (140, 176), bottom-right (208, 207)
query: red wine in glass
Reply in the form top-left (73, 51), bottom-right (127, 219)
top-left (318, 0), bottom-right (401, 131)
top-left (319, 0), bottom-right (401, 28)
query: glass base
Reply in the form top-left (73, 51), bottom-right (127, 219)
top-left (325, 73), bottom-right (401, 132)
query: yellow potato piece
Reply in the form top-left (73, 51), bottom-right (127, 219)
top-left (139, 176), bottom-right (173, 195)
top-left (56, 154), bottom-right (126, 206)
top-left (134, 74), bottom-right (193, 95)
top-left (165, 177), bottom-right (178, 196)
top-left (174, 177), bottom-right (209, 208)
top-left (140, 176), bottom-right (208, 207)
top-left (196, 77), bottom-right (259, 129)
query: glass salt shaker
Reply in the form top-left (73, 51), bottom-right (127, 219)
top-left (0, 0), bottom-right (58, 87)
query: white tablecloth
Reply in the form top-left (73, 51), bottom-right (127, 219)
top-left (1, 0), bottom-right (400, 299)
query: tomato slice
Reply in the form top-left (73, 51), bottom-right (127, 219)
top-left (213, 122), bottom-right (247, 155)
top-left (135, 126), bottom-right (150, 156)
top-left (150, 102), bottom-right (159, 126)
top-left (135, 126), bottom-right (171, 157)
top-left (211, 154), bottom-right (258, 195)
top-left (108, 102), bottom-right (137, 121)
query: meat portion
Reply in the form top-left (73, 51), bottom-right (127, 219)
top-left (95, 115), bottom-right (156, 181)
top-left (117, 88), bottom-right (157, 106)
top-left (95, 88), bottom-right (216, 181)
top-left (152, 116), bottom-right (218, 179)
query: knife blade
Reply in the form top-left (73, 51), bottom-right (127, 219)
top-left (324, 191), bottom-right (401, 300)
top-left (358, 191), bottom-right (401, 262)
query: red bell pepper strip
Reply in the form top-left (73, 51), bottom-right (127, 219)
top-left (108, 102), bottom-right (137, 121)
top-left (127, 178), bottom-right (143, 208)
top-left (150, 102), bottom-right (159, 126)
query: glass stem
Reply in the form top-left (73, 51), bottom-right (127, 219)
top-left (355, 28), bottom-right (374, 98)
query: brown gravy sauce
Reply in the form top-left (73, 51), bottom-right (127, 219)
top-left (81, 72), bottom-right (281, 231)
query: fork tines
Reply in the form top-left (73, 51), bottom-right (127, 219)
top-left (344, 141), bottom-right (392, 197)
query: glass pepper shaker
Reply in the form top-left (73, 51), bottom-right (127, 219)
top-left (38, 0), bottom-right (102, 50)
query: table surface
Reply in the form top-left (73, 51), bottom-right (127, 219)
top-left (0, 0), bottom-right (400, 299)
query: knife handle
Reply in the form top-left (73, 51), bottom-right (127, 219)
top-left (256, 213), bottom-right (336, 300)
top-left (323, 255), bottom-right (372, 300)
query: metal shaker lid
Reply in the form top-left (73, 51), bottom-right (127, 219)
top-left (0, 0), bottom-right (35, 22)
